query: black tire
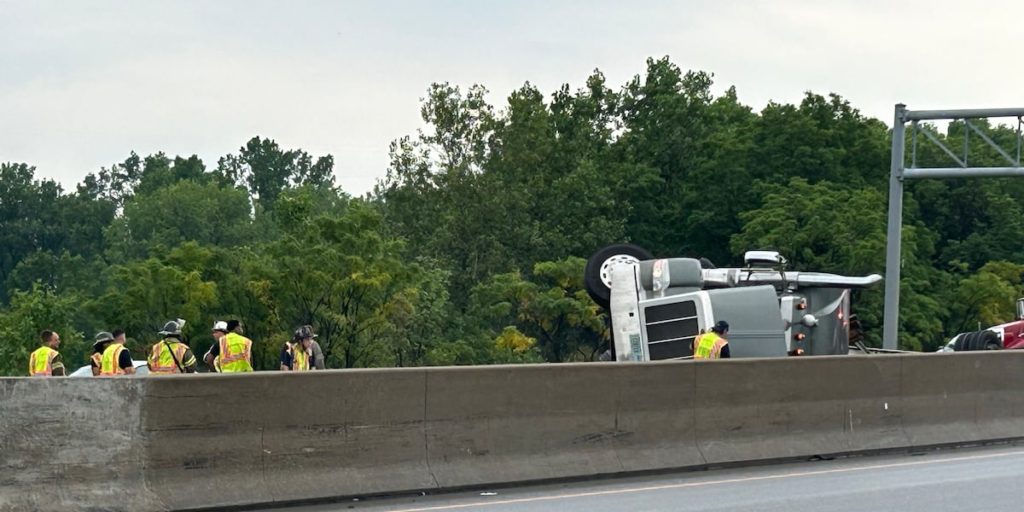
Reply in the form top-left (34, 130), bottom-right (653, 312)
top-left (971, 330), bottom-right (994, 351)
top-left (584, 244), bottom-right (654, 309)
top-left (952, 332), bottom-right (972, 352)
top-left (966, 329), bottom-right (983, 350)
top-left (953, 331), bottom-right (999, 352)
top-left (979, 330), bottom-right (1001, 350)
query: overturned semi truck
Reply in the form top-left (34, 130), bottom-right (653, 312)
top-left (584, 244), bottom-right (883, 360)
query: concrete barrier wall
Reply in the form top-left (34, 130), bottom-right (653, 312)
top-left (694, 355), bottom-right (908, 463)
top-left (4, 352), bottom-right (1024, 511)
top-left (424, 363), bottom-right (703, 487)
top-left (141, 369), bottom-right (434, 511)
top-left (901, 352), bottom-right (1024, 446)
top-left (0, 378), bottom-right (153, 512)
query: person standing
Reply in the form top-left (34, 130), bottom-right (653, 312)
top-left (204, 319), bottom-right (253, 373)
top-left (305, 325), bottom-right (326, 370)
top-left (280, 325), bottom-right (314, 371)
top-left (203, 321), bottom-right (228, 372)
top-left (28, 330), bottom-right (65, 377)
top-left (90, 331), bottom-right (114, 376)
top-left (693, 320), bottom-right (731, 359)
top-left (100, 329), bottom-right (136, 376)
top-left (148, 319), bottom-right (198, 374)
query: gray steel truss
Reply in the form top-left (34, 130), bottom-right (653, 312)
top-left (883, 105), bottom-right (1024, 349)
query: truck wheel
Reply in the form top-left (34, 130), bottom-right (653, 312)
top-left (584, 244), bottom-right (654, 309)
top-left (970, 330), bottom-right (993, 351)
top-left (955, 331), bottom-right (999, 351)
top-left (953, 332), bottom-right (972, 352)
top-left (967, 331), bottom-right (985, 351)
top-left (979, 330), bottom-right (1001, 350)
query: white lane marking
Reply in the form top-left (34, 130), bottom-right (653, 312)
top-left (381, 449), bottom-right (1024, 512)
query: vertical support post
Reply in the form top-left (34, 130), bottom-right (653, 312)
top-left (883, 104), bottom-right (907, 350)
top-left (963, 120), bottom-right (969, 167)
top-left (1016, 117), bottom-right (1021, 166)
top-left (910, 121), bottom-right (918, 168)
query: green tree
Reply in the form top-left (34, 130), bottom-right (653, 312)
top-left (377, 77), bottom-right (639, 302)
top-left (470, 257), bottom-right (606, 362)
top-left (614, 58), bottom-right (719, 259)
top-left (951, 261), bottom-right (1024, 332)
top-left (262, 201), bottom-right (441, 368)
top-left (104, 180), bottom-right (254, 260)
top-left (6, 251), bottom-right (106, 298)
top-left (0, 284), bottom-right (87, 376)
top-left (78, 152), bottom-right (142, 209)
top-left (216, 136), bottom-right (335, 212)
top-left (158, 243), bottom-right (283, 370)
top-left (749, 93), bottom-right (889, 187)
top-left (92, 257), bottom-right (218, 351)
top-left (0, 164), bottom-right (79, 298)
top-left (730, 178), bottom-right (948, 350)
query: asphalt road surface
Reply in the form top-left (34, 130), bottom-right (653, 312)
top-left (260, 443), bottom-right (1024, 512)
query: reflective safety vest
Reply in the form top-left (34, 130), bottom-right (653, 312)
top-left (100, 343), bottom-right (129, 376)
top-left (91, 351), bottom-right (103, 375)
top-left (149, 340), bottom-right (189, 373)
top-left (286, 343), bottom-right (310, 371)
top-left (219, 333), bottom-right (253, 373)
top-left (694, 332), bottom-right (728, 360)
top-left (29, 346), bottom-right (59, 377)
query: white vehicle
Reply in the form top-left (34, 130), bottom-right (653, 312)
top-left (68, 360), bottom-right (150, 377)
top-left (585, 244), bottom-right (883, 360)
top-left (937, 336), bottom-right (958, 352)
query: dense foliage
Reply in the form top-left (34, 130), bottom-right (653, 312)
top-left (3, 57), bottom-right (1023, 374)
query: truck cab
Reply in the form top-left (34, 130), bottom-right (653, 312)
top-left (586, 245), bottom-right (883, 361)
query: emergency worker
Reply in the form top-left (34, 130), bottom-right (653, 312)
top-left (693, 320), bottom-right (731, 359)
top-left (100, 329), bottom-right (135, 375)
top-left (307, 326), bottom-right (326, 370)
top-left (203, 321), bottom-right (228, 372)
top-left (29, 330), bottom-right (65, 377)
top-left (280, 325), bottom-right (314, 371)
top-left (148, 319), bottom-right (198, 373)
top-left (204, 319), bottom-right (253, 373)
top-left (90, 331), bottom-right (114, 376)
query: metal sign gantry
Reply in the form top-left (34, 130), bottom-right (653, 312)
top-left (883, 105), bottom-right (1024, 350)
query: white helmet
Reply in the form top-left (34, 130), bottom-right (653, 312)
top-left (212, 320), bottom-right (228, 333)
top-left (159, 319), bottom-right (185, 336)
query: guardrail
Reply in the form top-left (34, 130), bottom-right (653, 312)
top-left (2, 352), bottom-right (1023, 511)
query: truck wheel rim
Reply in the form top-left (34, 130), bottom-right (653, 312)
top-left (600, 255), bottom-right (640, 289)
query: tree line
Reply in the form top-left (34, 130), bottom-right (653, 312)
top-left (2, 57), bottom-right (1023, 375)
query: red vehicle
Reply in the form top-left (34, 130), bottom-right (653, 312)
top-left (947, 298), bottom-right (1024, 351)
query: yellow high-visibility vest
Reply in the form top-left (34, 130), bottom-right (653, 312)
top-left (219, 333), bottom-right (253, 373)
top-left (29, 346), bottom-right (58, 377)
top-left (100, 343), bottom-right (129, 376)
top-left (286, 343), bottom-right (310, 371)
top-left (148, 340), bottom-right (189, 373)
top-left (694, 332), bottom-right (728, 360)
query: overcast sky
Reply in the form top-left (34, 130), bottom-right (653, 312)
top-left (2, 0), bottom-right (1022, 195)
